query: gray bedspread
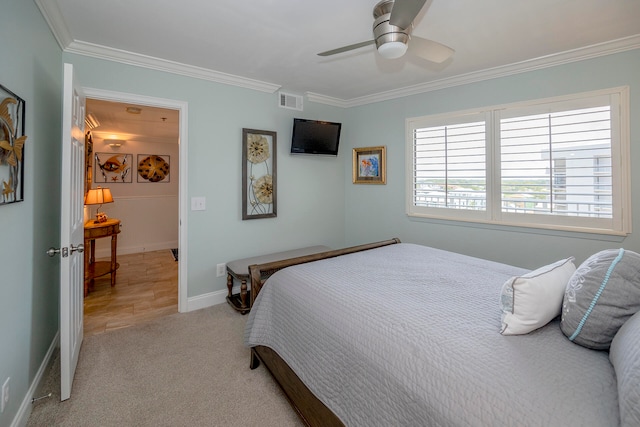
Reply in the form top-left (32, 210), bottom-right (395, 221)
top-left (244, 243), bottom-right (619, 426)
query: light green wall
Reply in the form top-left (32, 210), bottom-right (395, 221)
top-left (0, 1), bottom-right (62, 425)
top-left (2, 1), bottom-right (639, 425)
top-left (63, 54), bottom-right (347, 298)
top-left (343, 49), bottom-right (640, 269)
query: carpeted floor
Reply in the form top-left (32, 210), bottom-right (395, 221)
top-left (27, 304), bottom-right (302, 426)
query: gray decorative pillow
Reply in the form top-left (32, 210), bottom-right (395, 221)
top-left (609, 310), bottom-right (640, 426)
top-left (560, 248), bottom-right (640, 350)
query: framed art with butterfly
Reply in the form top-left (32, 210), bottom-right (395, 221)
top-left (0, 84), bottom-right (26, 205)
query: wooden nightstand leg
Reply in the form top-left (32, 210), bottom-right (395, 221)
top-left (240, 279), bottom-right (248, 308)
top-left (84, 239), bottom-right (89, 297)
top-left (110, 233), bottom-right (117, 287)
top-left (89, 239), bottom-right (96, 265)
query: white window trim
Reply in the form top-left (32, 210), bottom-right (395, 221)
top-left (405, 86), bottom-right (631, 236)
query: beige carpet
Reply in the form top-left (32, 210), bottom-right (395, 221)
top-left (27, 304), bottom-right (302, 426)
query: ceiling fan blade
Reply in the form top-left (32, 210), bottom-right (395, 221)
top-left (318, 40), bottom-right (375, 57)
top-left (408, 36), bottom-right (454, 63)
top-left (389, 0), bottom-right (427, 29)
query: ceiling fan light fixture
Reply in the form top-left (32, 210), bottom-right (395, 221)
top-left (377, 41), bottom-right (408, 59)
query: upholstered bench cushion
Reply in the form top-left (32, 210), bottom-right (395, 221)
top-left (227, 245), bottom-right (331, 280)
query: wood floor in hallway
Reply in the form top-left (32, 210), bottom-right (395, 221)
top-left (83, 249), bottom-right (178, 337)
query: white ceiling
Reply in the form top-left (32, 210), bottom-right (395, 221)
top-left (85, 99), bottom-right (179, 145)
top-left (36, 0), bottom-right (640, 106)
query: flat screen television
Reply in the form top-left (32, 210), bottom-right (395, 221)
top-left (290, 118), bottom-right (342, 156)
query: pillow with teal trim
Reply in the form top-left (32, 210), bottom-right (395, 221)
top-left (560, 248), bottom-right (640, 350)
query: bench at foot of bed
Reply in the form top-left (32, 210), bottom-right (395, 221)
top-left (226, 245), bottom-right (330, 314)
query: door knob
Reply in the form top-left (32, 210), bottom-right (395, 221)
top-left (46, 244), bottom-right (83, 257)
top-left (47, 247), bottom-right (69, 257)
top-left (46, 247), bottom-right (61, 257)
top-left (70, 243), bottom-right (84, 254)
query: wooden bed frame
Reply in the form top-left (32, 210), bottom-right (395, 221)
top-left (247, 238), bottom-right (401, 427)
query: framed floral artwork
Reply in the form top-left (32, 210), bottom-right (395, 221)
top-left (137, 154), bottom-right (170, 183)
top-left (353, 146), bottom-right (386, 184)
top-left (95, 152), bottom-right (133, 183)
top-left (242, 128), bottom-right (276, 219)
top-left (0, 84), bottom-right (26, 205)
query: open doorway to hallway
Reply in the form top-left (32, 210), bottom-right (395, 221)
top-left (83, 99), bottom-right (180, 336)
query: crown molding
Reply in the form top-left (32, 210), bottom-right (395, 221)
top-left (313, 34), bottom-right (640, 108)
top-left (59, 34), bottom-right (640, 105)
top-left (305, 92), bottom-right (350, 108)
top-left (34, 0), bottom-right (73, 50)
top-left (65, 41), bottom-right (281, 94)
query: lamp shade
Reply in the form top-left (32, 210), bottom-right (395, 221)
top-left (84, 187), bottom-right (114, 205)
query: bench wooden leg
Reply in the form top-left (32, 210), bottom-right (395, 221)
top-left (226, 273), bottom-right (233, 298)
top-left (240, 279), bottom-right (248, 308)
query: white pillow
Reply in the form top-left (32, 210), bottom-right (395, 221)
top-left (500, 257), bottom-right (575, 335)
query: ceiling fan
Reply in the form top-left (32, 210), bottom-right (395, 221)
top-left (318, 0), bottom-right (454, 63)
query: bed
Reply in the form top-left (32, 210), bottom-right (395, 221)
top-left (244, 239), bottom-right (640, 426)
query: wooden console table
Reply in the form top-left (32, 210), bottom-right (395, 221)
top-left (84, 218), bottom-right (121, 297)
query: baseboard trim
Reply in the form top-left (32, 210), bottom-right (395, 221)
top-left (12, 331), bottom-right (59, 427)
top-left (187, 289), bottom-right (227, 312)
top-left (95, 241), bottom-right (178, 258)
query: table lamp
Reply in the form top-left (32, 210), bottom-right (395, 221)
top-left (84, 186), bottom-right (114, 223)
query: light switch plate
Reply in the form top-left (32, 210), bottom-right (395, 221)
top-left (191, 197), bottom-right (206, 211)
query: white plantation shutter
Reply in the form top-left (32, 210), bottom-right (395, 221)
top-left (406, 87), bottom-right (630, 235)
top-left (413, 121), bottom-right (486, 209)
top-left (499, 105), bottom-right (612, 218)
top-left (408, 112), bottom-right (489, 222)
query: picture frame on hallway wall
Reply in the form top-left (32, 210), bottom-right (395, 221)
top-left (95, 152), bottom-right (133, 183)
top-left (353, 146), bottom-right (386, 184)
top-left (137, 154), bottom-right (170, 183)
top-left (242, 128), bottom-right (277, 220)
top-left (0, 84), bottom-right (26, 205)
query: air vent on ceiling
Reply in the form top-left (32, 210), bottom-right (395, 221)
top-left (278, 92), bottom-right (303, 111)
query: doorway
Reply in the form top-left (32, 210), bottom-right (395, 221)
top-left (82, 88), bottom-right (188, 334)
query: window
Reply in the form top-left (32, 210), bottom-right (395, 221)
top-left (406, 87), bottom-right (630, 235)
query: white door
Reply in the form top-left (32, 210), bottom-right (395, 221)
top-left (59, 63), bottom-right (86, 401)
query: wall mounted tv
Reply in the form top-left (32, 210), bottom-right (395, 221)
top-left (290, 118), bottom-right (342, 156)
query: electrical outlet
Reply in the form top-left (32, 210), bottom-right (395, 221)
top-left (1, 377), bottom-right (9, 413)
top-left (216, 263), bottom-right (226, 277)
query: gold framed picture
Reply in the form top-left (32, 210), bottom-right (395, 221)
top-left (0, 84), bottom-right (26, 205)
top-left (353, 146), bottom-right (386, 184)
